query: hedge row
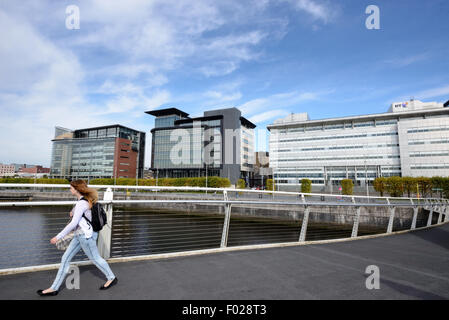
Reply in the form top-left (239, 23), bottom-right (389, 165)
top-left (0, 177), bottom-right (69, 184)
top-left (0, 177), bottom-right (232, 188)
top-left (89, 177), bottom-right (231, 188)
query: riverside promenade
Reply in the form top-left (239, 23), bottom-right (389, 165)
top-left (1, 222), bottom-right (449, 300)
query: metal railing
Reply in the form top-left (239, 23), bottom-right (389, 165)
top-left (0, 183), bottom-right (448, 271)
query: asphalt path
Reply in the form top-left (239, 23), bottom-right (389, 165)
top-left (1, 222), bottom-right (449, 300)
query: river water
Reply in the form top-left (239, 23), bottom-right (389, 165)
top-left (0, 206), bottom-right (383, 269)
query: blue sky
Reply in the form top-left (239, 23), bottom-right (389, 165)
top-left (1, 0), bottom-right (449, 167)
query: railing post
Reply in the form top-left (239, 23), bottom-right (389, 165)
top-left (411, 206), bottom-right (418, 230)
top-left (387, 206), bottom-right (395, 234)
top-left (299, 206), bottom-right (310, 242)
top-left (220, 203), bottom-right (232, 248)
top-left (424, 198), bottom-right (430, 211)
top-left (445, 205), bottom-right (449, 223)
top-left (351, 206), bottom-right (361, 238)
top-left (437, 203), bottom-right (443, 224)
top-left (427, 206), bottom-right (434, 227)
top-left (98, 187), bottom-right (113, 259)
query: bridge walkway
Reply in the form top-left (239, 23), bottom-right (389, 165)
top-left (1, 223), bottom-right (449, 300)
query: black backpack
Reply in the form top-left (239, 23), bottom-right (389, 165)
top-left (80, 197), bottom-right (107, 232)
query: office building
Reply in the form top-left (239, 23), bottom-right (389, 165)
top-left (0, 164), bottom-right (15, 176)
top-left (50, 125), bottom-right (145, 181)
top-left (268, 99), bottom-right (449, 191)
top-left (146, 107), bottom-right (256, 185)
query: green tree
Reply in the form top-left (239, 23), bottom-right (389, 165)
top-left (386, 176), bottom-right (404, 197)
top-left (442, 177), bottom-right (449, 199)
top-left (237, 179), bottom-right (246, 189)
top-left (373, 177), bottom-right (387, 197)
top-left (300, 179), bottom-right (312, 193)
top-left (416, 177), bottom-right (432, 198)
top-left (402, 176), bottom-right (416, 198)
top-left (341, 179), bottom-right (354, 195)
top-left (431, 176), bottom-right (445, 197)
top-left (387, 176), bottom-right (405, 197)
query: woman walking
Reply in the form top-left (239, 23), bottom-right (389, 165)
top-left (37, 180), bottom-right (117, 296)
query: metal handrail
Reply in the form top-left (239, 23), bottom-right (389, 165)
top-left (0, 199), bottom-right (442, 208)
top-left (0, 183), bottom-right (446, 202)
top-left (0, 187), bottom-right (448, 272)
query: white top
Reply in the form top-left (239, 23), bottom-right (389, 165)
top-left (56, 199), bottom-right (93, 240)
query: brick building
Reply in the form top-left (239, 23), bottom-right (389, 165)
top-left (50, 125), bottom-right (145, 181)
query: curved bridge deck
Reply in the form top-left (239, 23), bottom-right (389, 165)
top-left (1, 223), bottom-right (449, 300)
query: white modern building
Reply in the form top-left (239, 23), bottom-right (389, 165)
top-left (267, 99), bottom-right (449, 191)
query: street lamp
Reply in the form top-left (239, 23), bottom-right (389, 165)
top-left (364, 159), bottom-right (369, 199)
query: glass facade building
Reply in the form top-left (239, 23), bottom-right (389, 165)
top-left (50, 125), bottom-right (145, 181)
top-left (146, 107), bottom-right (256, 185)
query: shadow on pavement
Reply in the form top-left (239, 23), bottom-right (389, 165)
top-left (409, 226), bottom-right (449, 251)
top-left (380, 278), bottom-right (447, 300)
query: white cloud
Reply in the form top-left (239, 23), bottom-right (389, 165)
top-left (0, 9), bottom-right (99, 165)
top-left (391, 85), bottom-right (449, 104)
top-left (237, 90), bottom-right (327, 116)
top-left (249, 109), bottom-right (290, 123)
top-left (99, 90), bottom-right (171, 116)
top-left (0, 0), bottom-right (340, 166)
top-left (203, 90), bottom-right (242, 102)
top-left (416, 85), bottom-right (449, 100)
top-left (199, 62), bottom-right (239, 77)
top-left (282, 0), bottom-right (337, 24)
top-left (384, 53), bottom-right (430, 68)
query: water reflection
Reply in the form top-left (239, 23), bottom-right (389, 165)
top-left (0, 206), bottom-right (88, 269)
top-left (0, 206), bottom-right (385, 269)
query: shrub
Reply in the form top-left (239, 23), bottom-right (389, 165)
top-left (341, 179), bottom-right (354, 195)
top-left (237, 179), bottom-right (246, 189)
top-left (300, 179), bottom-right (312, 193)
top-left (207, 176), bottom-right (230, 188)
top-left (89, 177), bottom-right (230, 188)
top-left (90, 178), bottom-right (112, 185)
top-left (266, 179), bottom-right (275, 191)
top-left (0, 177), bottom-right (69, 184)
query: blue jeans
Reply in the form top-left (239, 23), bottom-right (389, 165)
top-left (51, 232), bottom-right (115, 291)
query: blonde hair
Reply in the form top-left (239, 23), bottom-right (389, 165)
top-left (70, 180), bottom-right (98, 208)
